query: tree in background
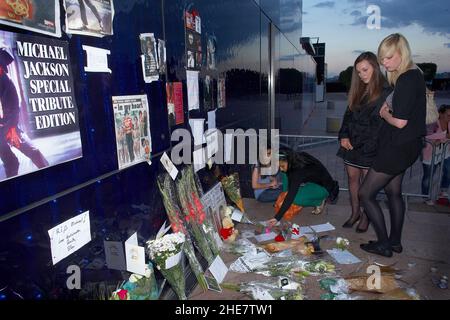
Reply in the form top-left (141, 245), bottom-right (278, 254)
top-left (339, 66), bottom-right (353, 91)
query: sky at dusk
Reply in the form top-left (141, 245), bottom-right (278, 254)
top-left (302, 0), bottom-right (450, 77)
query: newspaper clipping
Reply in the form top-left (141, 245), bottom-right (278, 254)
top-left (140, 33), bottom-right (159, 83)
top-left (0, 0), bottom-right (61, 37)
top-left (0, 30), bottom-right (82, 182)
top-left (112, 95), bottom-right (152, 170)
top-left (64, 0), bottom-right (114, 37)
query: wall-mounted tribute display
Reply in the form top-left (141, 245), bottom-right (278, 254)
top-left (64, 0), bottom-right (114, 37)
top-left (185, 10), bottom-right (202, 71)
top-left (0, 0), bottom-right (61, 37)
top-left (112, 95), bottom-right (152, 170)
top-left (0, 31), bottom-right (82, 183)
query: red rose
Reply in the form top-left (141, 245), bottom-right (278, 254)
top-left (220, 227), bottom-right (233, 240)
top-left (117, 289), bottom-right (128, 300)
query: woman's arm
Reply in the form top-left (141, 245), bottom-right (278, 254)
top-left (338, 107), bottom-right (352, 140)
top-left (252, 167), bottom-right (277, 190)
top-left (380, 103), bottom-right (408, 129)
top-left (274, 172), bottom-right (303, 221)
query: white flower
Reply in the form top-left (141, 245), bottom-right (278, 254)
top-left (129, 274), bottom-right (143, 283)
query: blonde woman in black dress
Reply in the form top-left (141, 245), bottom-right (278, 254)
top-left (359, 34), bottom-right (426, 257)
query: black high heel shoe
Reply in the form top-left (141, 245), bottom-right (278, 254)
top-left (368, 240), bottom-right (403, 253)
top-left (342, 216), bottom-right (360, 228)
top-left (360, 241), bottom-right (393, 257)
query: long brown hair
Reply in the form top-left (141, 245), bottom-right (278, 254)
top-left (348, 52), bottom-right (385, 111)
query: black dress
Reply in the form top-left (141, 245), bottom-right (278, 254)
top-left (337, 84), bottom-right (392, 168)
top-left (372, 69), bottom-right (426, 175)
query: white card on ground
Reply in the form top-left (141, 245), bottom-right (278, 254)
top-left (48, 211), bottom-right (91, 265)
top-left (165, 252), bottom-right (182, 269)
top-left (327, 249), bottom-right (361, 265)
top-left (160, 152), bottom-right (178, 180)
top-left (208, 255), bottom-right (228, 284)
top-left (231, 209), bottom-right (243, 222)
top-left (82, 45), bottom-right (111, 73)
top-left (299, 226), bottom-right (314, 235)
top-left (189, 118), bottom-right (206, 146)
top-left (310, 222), bottom-right (335, 233)
top-left (255, 232), bottom-right (277, 243)
top-left (104, 240), bottom-right (126, 271)
top-left (125, 232), bottom-right (147, 276)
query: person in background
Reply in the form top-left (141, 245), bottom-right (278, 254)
top-left (267, 149), bottom-right (339, 227)
top-left (359, 34), bottom-right (426, 257)
top-left (252, 147), bottom-right (282, 203)
top-left (421, 104), bottom-right (450, 203)
top-left (337, 52), bottom-right (392, 233)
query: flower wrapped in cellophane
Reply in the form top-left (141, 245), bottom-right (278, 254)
top-left (176, 166), bottom-right (216, 264)
top-left (220, 172), bottom-right (245, 212)
top-left (146, 232), bottom-right (187, 300)
top-left (110, 263), bottom-right (160, 300)
top-left (157, 172), bottom-right (208, 290)
top-left (222, 278), bottom-right (304, 300)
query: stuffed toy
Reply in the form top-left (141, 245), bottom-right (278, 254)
top-left (219, 216), bottom-right (238, 242)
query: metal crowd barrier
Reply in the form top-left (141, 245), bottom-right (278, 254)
top-left (277, 135), bottom-right (448, 208)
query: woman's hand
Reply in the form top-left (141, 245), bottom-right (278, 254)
top-left (379, 102), bottom-right (391, 119)
top-left (340, 138), bottom-right (353, 151)
top-left (267, 218), bottom-right (278, 228)
top-left (269, 179), bottom-right (280, 189)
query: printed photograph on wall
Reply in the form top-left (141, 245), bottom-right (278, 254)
top-left (166, 82), bottom-right (184, 126)
top-left (203, 75), bottom-right (214, 112)
top-left (0, 30), bottom-right (82, 183)
top-left (157, 39), bottom-right (166, 75)
top-left (112, 95), bottom-right (152, 170)
top-left (206, 35), bottom-right (216, 70)
top-left (185, 9), bottom-right (202, 71)
top-left (185, 29), bottom-right (202, 70)
top-left (140, 33), bottom-right (159, 83)
top-left (217, 77), bottom-right (226, 108)
top-left (64, 0), bottom-right (114, 37)
top-left (0, 0), bottom-right (61, 37)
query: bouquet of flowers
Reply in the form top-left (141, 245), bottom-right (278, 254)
top-left (220, 173), bottom-right (245, 212)
top-left (176, 167), bottom-right (216, 264)
top-left (157, 173), bottom-right (208, 290)
top-left (146, 232), bottom-right (187, 300)
top-left (222, 278), bottom-right (304, 300)
top-left (110, 263), bottom-right (160, 300)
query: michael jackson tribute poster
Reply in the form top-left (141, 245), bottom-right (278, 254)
top-left (0, 30), bottom-right (82, 183)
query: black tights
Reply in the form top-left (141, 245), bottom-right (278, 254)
top-left (359, 169), bottom-right (405, 246)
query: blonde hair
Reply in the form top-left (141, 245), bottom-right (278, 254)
top-left (378, 33), bottom-right (414, 85)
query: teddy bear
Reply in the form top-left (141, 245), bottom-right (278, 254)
top-left (219, 216), bottom-right (238, 242)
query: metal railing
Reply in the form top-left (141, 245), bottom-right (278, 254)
top-left (278, 134), bottom-right (448, 205)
